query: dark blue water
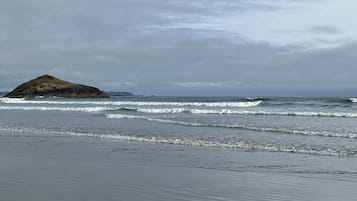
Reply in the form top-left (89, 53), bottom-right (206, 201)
top-left (1, 96), bottom-right (357, 157)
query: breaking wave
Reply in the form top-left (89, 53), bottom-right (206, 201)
top-left (0, 97), bottom-right (262, 107)
top-left (0, 125), bottom-right (356, 157)
top-left (2, 101), bottom-right (357, 118)
top-left (105, 114), bottom-right (357, 139)
top-left (349, 98), bottom-right (357, 103)
top-left (0, 106), bottom-right (116, 112)
top-left (133, 108), bottom-right (357, 118)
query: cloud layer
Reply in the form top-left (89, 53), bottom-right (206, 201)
top-left (0, 0), bottom-right (356, 96)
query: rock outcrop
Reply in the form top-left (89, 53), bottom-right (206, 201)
top-left (5, 75), bottom-right (109, 98)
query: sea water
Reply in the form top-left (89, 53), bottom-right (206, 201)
top-left (2, 96), bottom-right (357, 156)
top-left (1, 95), bottom-right (357, 200)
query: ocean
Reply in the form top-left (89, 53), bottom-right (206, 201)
top-left (1, 95), bottom-right (357, 200)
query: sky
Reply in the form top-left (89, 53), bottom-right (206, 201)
top-left (0, 0), bottom-right (357, 96)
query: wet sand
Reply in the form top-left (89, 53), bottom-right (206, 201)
top-left (1, 133), bottom-right (357, 201)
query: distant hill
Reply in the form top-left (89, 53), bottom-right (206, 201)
top-left (107, 91), bottom-right (134, 96)
top-left (0, 91), bottom-right (8, 96)
top-left (5, 75), bottom-right (109, 98)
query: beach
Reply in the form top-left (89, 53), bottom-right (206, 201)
top-left (1, 96), bottom-right (357, 200)
top-left (1, 0), bottom-right (356, 199)
top-left (1, 133), bottom-right (357, 201)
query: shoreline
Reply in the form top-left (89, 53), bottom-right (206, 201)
top-left (1, 133), bottom-right (357, 201)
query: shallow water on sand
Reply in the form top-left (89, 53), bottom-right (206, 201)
top-left (1, 134), bottom-right (357, 201)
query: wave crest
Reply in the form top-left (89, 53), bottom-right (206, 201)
top-left (349, 98), bottom-right (357, 103)
top-left (134, 108), bottom-right (357, 118)
top-left (0, 106), bottom-right (115, 112)
top-left (105, 114), bottom-right (357, 139)
top-left (0, 125), bottom-right (355, 157)
top-left (0, 98), bottom-right (262, 108)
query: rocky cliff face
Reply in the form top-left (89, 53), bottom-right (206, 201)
top-left (5, 75), bottom-right (109, 98)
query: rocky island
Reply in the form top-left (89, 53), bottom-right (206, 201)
top-left (5, 75), bottom-right (109, 98)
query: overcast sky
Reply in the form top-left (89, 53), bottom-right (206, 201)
top-left (1, 0), bottom-right (356, 96)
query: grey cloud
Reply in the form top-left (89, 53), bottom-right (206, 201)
top-left (274, 25), bottom-right (341, 36)
top-left (309, 26), bottom-right (341, 34)
top-left (0, 0), bottom-right (356, 96)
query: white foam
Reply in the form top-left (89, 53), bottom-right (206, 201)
top-left (0, 125), bottom-right (354, 157)
top-left (2, 98), bottom-right (356, 118)
top-left (97, 136), bottom-right (356, 157)
top-left (106, 114), bottom-right (357, 139)
top-left (349, 98), bottom-right (357, 103)
top-left (106, 114), bottom-right (204, 126)
top-left (0, 106), bottom-right (115, 112)
top-left (0, 97), bottom-right (262, 107)
top-left (136, 108), bottom-right (187, 114)
top-left (134, 108), bottom-right (357, 118)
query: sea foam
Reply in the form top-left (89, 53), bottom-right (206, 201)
top-left (2, 102), bottom-right (357, 118)
top-left (0, 106), bottom-right (115, 112)
top-left (0, 125), bottom-right (355, 157)
top-left (132, 108), bottom-right (357, 118)
top-left (105, 114), bottom-right (357, 139)
top-left (0, 98), bottom-right (262, 107)
top-left (349, 98), bottom-right (357, 103)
